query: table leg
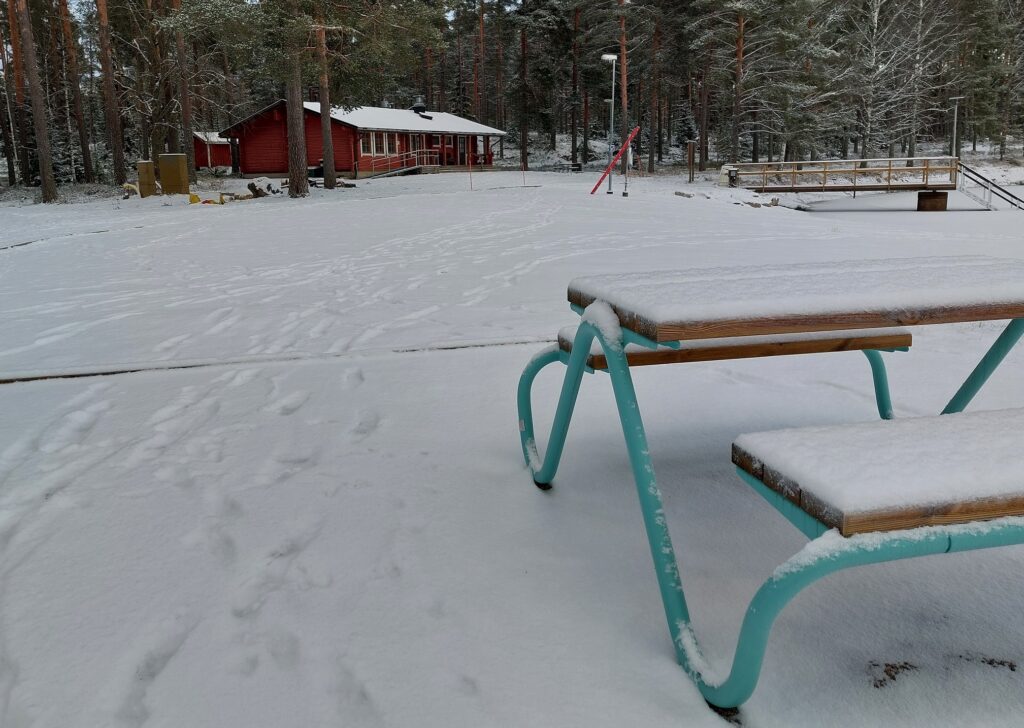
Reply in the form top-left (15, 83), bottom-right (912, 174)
top-left (861, 350), bottom-right (895, 420)
top-left (943, 318), bottom-right (1024, 414)
top-left (516, 321), bottom-right (693, 654)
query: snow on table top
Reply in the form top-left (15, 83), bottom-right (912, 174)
top-left (568, 256), bottom-right (1024, 338)
top-left (735, 408), bottom-right (1024, 518)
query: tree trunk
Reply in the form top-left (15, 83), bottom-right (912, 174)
top-left (582, 87), bottom-right (589, 164)
top-left (698, 64), bottom-right (709, 171)
top-left (495, 33), bottom-right (503, 157)
top-left (57, 0), bottom-right (94, 182)
top-left (519, 28), bottom-right (528, 171)
top-left (657, 93), bottom-right (663, 163)
top-left (570, 6), bottom-right (579, 166)
top-left (6, 0), bottom-right (32, 185)
top-left (286, 52), bottom-right (309, 198)
top-left (96, 0), bottom-right (126, 184)
top-left (731, 12), bottom-right (744, 163)
top-left (13, 0), bottom-right (57, 200)
top-left (666, 88), bottom-right (672, 157)
top-left (316, 23), bottom-right (336, 188)
top-left (439, 40), bottom-right (447, 113)
top-left (0, 20), bottom-right (19, 185)
top-left (618, 0), bottom-right (628, 176)
top-left (425, 46), bottom-right (433, 109)
top-left (751, 115), bottom-right (759, 162)
top-left (648, 18), bottom-right (659, 173)
top-left (475, 0), bottom-right (484, 121)
top-left (0, 80), bottom-right (14, 185)
top-left (170, 0), bottom-right (196, 183)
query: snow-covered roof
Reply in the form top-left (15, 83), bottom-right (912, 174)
top-left (303, 103), bottom-right (506, 136)
top-left (194, 131), bottom-right (229, 144)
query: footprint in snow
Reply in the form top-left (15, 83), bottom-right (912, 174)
top-left (349, 411), bottom-right (380, 442)
top-left (264, 390), bottom-right (310, 416)
top-left (341, 367), bottom-right (364, 390)
top-left (153, 333), bottom-right (191, 353)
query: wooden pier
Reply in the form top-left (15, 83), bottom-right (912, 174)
top-left (730, 157), bottom-right (958, 194)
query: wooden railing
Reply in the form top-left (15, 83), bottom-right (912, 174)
top-left (364, 150), bottom-right (440, 175)
top-left (731, 157), bottom-right (959, 192)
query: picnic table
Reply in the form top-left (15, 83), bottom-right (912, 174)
top-left (517, 255), bottom-right (1024, 709)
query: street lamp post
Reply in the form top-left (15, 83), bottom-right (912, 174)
top-left (602, 53), bottom-right (618, 195)
top-left (950, 95), bottom-right (966, 159)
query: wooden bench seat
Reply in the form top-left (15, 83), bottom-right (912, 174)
top-left (733, 408), bottom-right (1024, 536)
top-left (557, 326), bottom-right (911, 370)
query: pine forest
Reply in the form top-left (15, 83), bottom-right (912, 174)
top-left (2, 0), bottom-right (1024, 201)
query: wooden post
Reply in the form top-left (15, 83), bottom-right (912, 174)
top-left (137, 160), bottom-right (157, 197)
top-left (158, 153), bottom-right (189, 194)
top-left (917, 190), bottom-right (947, 211)
top-left (687, 140), bottom-right (695, 183)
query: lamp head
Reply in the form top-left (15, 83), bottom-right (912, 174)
top-left (601, 54), bottom-right (618, 63)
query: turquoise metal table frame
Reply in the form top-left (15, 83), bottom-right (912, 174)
top-left (516, 312), bottom-right (1024, 708)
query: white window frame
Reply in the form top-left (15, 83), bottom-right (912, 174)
top-left (360, 134), bottom-right (371, 156)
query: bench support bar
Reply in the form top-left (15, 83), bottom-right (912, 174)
top-left (690, 480), bottom-right (1024, 707)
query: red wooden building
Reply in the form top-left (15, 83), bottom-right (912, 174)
top-left (218, 101), bottom-right (506, 177)
top-left (193, 131), bottom-right (232, 169)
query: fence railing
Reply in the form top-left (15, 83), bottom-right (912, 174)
top-left (732, 156), bottom-right (959, 191)
top-left (364, 150), bottom-right (440, 175)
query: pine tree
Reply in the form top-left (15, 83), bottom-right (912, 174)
top-left (12, 0), bottom-right (57, 200)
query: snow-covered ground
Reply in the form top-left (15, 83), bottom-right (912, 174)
top-left (2, 172), bottom-right (1024, 727)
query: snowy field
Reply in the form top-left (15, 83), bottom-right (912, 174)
top-left (1, 171), bottom-right (1024, 727)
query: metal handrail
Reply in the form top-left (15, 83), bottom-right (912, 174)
top-left (958, 162), bottom-right (1024, 210)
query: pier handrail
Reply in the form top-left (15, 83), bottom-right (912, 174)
top-left (731, 156), bottom-right (958, 193)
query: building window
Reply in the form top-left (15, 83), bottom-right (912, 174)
top-left (445, 135), bottom-right (453, 147)
top-left (360, 134), bottom-right (371, 156)
top-left (432, 135), bottom-right (441, 147)
top-left (374, 132), bottom-right (385, 156)
top-left (391, 133), bottom-right (399, 153)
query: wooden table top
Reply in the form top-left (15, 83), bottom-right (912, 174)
top-left (568, 256), bottom-right (1024, 342)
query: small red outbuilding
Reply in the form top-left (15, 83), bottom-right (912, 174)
top-left (218, 101), bottom-right (505, 178)
top-left (193, 131), bottom-right (232, 169)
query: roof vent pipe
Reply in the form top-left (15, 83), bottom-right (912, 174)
top-left (411, 96), bottom-right (427, 114)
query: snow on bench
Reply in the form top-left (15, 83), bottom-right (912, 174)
top-left (733, 408), bottom-right (1024, 536)
top-left (568, 256), bottom-right (1024, 342)
top-left (557, 325), bottom-right (911, 370)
